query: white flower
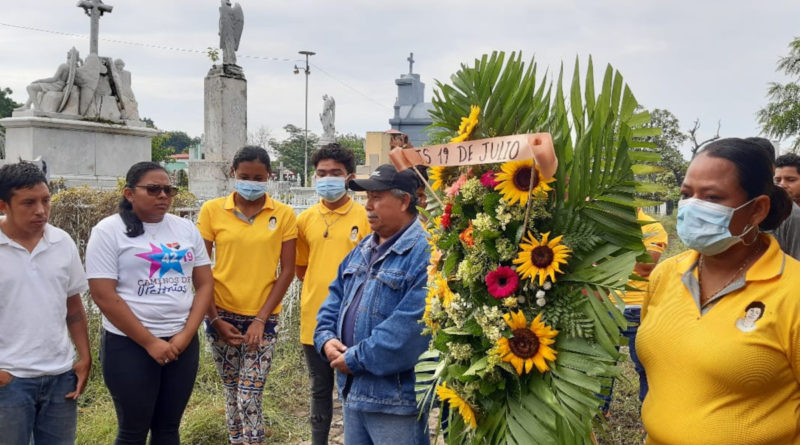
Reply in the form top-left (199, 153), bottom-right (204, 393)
top-left (543, 281), bottom-right (552, 290)
top-left (536, 297), bottom-right (547, 307)
top-left (536, 290), bottom-right (546, 299)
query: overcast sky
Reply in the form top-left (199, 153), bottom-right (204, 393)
top-left (2, 0), bottom-right (799, 156)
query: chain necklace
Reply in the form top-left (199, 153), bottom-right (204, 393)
top-left (143, 220), bottom-right (166, 241)
top-left (698, 241), bottom-right (764, 305)
top-left (318, 199), bottom-right (355, 238)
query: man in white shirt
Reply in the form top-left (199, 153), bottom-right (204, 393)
top-left (0, 161), bottom-right (90, 445)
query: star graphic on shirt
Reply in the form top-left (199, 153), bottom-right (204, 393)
top-left (135, 243), bottom-right (189, 278)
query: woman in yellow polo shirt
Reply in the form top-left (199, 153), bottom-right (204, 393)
top-left (637, 138), bottom-right (799, 444)
top-left (196, 146), bottom-right (297, 445)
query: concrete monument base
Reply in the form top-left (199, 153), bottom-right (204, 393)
top-left (188, 160), bottom-right (233, 201)
top-left (0, 115), bottom-right (156, 186)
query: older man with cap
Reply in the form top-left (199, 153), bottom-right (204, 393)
top-left (314, 164), bottom-right (431, 444)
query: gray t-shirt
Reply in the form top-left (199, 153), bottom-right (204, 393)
top-left (773, 203), bottom-right (800, 260)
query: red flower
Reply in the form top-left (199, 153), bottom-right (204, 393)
top-left (480, 171), bottom-right (500, 188)
top-left (485, 266), bottom-right (519, 298)
top-left (441, 203), bottom-right (453, 229)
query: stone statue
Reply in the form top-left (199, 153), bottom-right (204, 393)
top-left (73, 54), bottom-right (106, 117)
top-left (320, 94), bottom-right (335, 140)
top-left (219, 0), bottom-right (244, 66)
top-left (19, 48), bottom-right (81, 111)
top-left (111, 59), bottom-right (140, 120)
top-left (17, 47), bottom-right (141, 123)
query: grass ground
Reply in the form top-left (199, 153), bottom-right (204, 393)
top-left (75, 213), bottom-right (682, 444)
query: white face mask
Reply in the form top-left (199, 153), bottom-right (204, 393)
top-left (676, 198), bottom-right (756, 256)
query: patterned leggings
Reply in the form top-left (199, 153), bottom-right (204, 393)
top-left (206, 309), bottom-right (279, 445)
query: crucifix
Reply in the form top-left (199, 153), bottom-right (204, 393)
top-left (407, 52), bottom-right (414, 74)
top-left (77, 0), bottom-right (113, 55)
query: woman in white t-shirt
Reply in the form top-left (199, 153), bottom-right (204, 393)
top-left (85, 161), bottom-right (214, 444)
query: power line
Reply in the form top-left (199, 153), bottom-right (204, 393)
top-left (0, 22), bottom-right (296, 62)
top-left (311, 63), bottom-right (392, 111)
top-left (0, 22), bottom-right (393, 110)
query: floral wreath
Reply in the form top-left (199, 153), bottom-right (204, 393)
top-left (411, 51), bottom-right (659, 444)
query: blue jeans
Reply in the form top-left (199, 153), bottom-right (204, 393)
top-left (600, 307), bottom-right (648, 414)
top-left (343, 407), bottom-right (429, 445)
top-left (0, 370), bottom-right (78, 445)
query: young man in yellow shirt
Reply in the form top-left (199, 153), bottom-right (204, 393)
top-left (295, 143), bottom-right (370, 445)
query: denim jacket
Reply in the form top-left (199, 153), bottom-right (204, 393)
top-left (314, 219), bottom-right (431, 415)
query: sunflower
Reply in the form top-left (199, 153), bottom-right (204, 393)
top-left (513, 231), bottom-right (571, 286)
top-left (495, 311), bottom-right (558, 374)
top-left (430, 166), bottom-right (446, 191)
top-left (494, 160), bottom-right (555, 206)
top-left (450, 105), bottom-right (481, 143)
top-left (436, 382), bottom-right (478, 429)
top-left (428, 273), bottom-right (455, 308)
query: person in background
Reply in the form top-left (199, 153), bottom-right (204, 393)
top-left (775, 153), bottom-right (800, 206)
top-left (197, 146), bottom-right (297, 445)
top-left (746, 137), bottom-right (800, 260)
top-left (314, 164), bottom-right (431, 445)
top-left (0, 162), bottom-right (90, 445)
top-left (400, 165), bottom-right (429, 214)
top-left (600, 208), bottom-right (667, 415)
top-left (86, 161), bottom-right (214, 444)
top-left (295, 143), bottom-right (370, 445)
top-left (638, 138), bottom-right (799, 444)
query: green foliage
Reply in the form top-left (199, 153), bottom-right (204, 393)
top-left (336, 132), bottom-right (366, 165)
top-left (0, 87), bottom-right (21, 159)
top-left (637, 108), bottom-right (688, 212)
top-left (758, 36), bottom-right (800, 151)
top-left (151, 133), bottom-right (175, 163)
top-left (140, 116), bottom-right (156, 128)
top-left (268, 124), bottom-right (319, 186)
top-left (0, 87), bottom-right (21, 118)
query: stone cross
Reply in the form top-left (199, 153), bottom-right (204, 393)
top-left (407, 52), bottom-right (414, 74)
top-left (77, 0), bottom-right (113, 55)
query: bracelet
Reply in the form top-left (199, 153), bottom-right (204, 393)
top-left (208, 316), bottom-right (220, 326)
top-left (252, 317), bottom-right (266, 325)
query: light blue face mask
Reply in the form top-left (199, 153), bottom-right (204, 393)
top-left (235, 179), bottom-right (267, 201)
top-left (676, 197), bottom-right (756, 256)
top-left (316, 176), bottom-right (347, 202)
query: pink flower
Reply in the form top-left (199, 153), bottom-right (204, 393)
top-left (485, 266), bottom-right (519, 299)
top-left (445, 174), bottom-right (469, 199)
top-left (480, 171), bottom-right (499, 188)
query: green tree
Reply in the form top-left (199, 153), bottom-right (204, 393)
top-left (0, 87), bottom-right (21, 118)
top-left (0, 87), bottom-right (22, 159)
top-left (336, 132), bottom-right (366, 166)
top-left (140, 116), bottom-right (156, 128)
top-left (640, 108), bottom-right (689, 214)
top-left (268, 124), bottom-right (318, 186)
top-left (151, 133), bottom-right (175, 163)
top-left (758, 36), bottom-right (800, 151)
top-left (161, 131), bottom-right (200, 153)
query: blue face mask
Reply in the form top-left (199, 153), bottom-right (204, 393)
top-left (677, 197), bottom-right (756, 256)
top-left (316, 176), bottom-right (347, 202)
top-left (235, 179), bottom-right (267, 201)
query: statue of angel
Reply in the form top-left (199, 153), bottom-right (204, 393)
top-left (219, 0), bottom-right (244, 66)
top-left (320, 95), bottom-right (336, 140)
